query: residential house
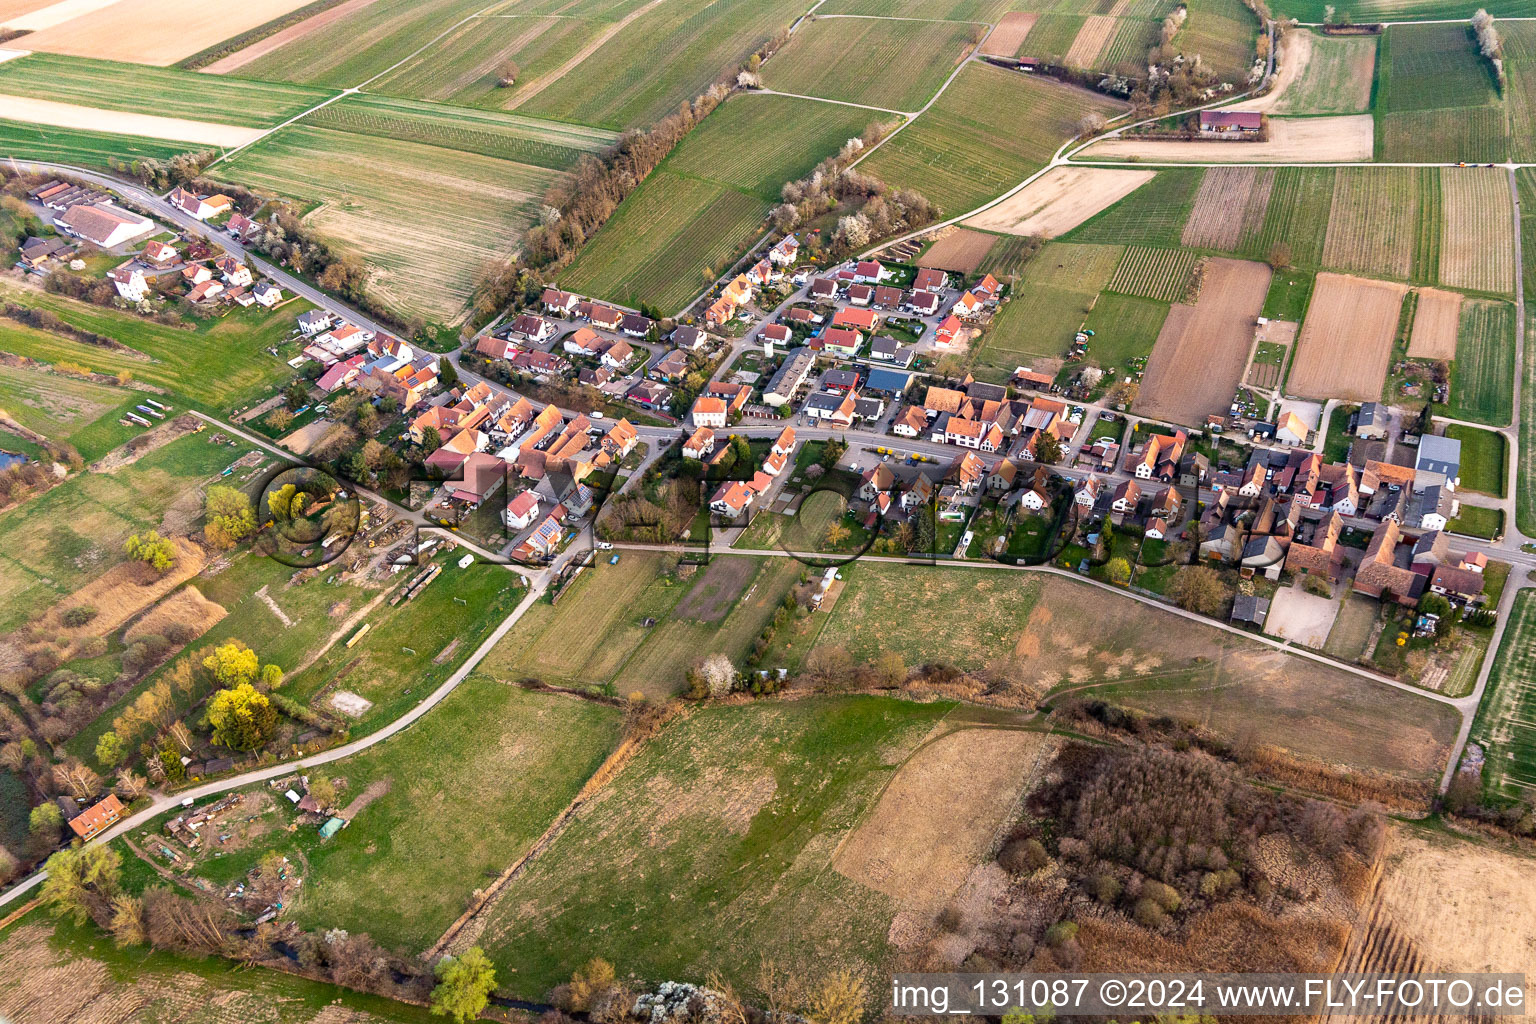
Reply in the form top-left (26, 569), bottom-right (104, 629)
top-left (853, 260), bottom-right (888, 283)
top-left (705, 296), bottom-right (737, 326)
top-left (504, 490), bottom-right (541, 530)
top-left (705, 381), bottom-right (751, 415)
top-left (892, 405), bottom-right (927, 437)
top-left (1354, 402), bottom-right (1389, 440)
top-left (18, 235), bottom-right (71, 269)
top-left (1111, 480), bottom-right (1142, 514)
top-left (949, 451), bottom-right (986, 494)
top-left (847, 283), bottom-right (874, 306)
top-left (972, 273), bottom-right (1002, 301)
top-left (253, 281), bottom-right (282, 307)
top-left (579, 365), bottom-right (613, 388)
top-left (809, 278), bottom-right (838, 301)
top-left (509, 313), bottom-right (558, 344)
top-left (1354, 520), bottom-right (1421, 603)
top-left (167, 187), bottom-right (231, 220)
top-left (142, 239), bottom-right (177, 265)
top-left (769, 233), bottom-right (799, 265)
top-left (563, 327), bottom-right (605, 356)
top-left (447, 452), bottom-right (509, 506)
top-left (216, 256), bottom-right (252, 288)
top-left (858, 463), bottom-right (895, 500)
top-left (763, 347), bottom-right (815, 407)
top-left (1145, 518), bottom-right (1171, 540)
top-left (820, 326), bottom-right (863, 356)
top-left (868, 336), bottom-right (913, 366)
top-left (651, 349), bottom-right (691, 382)
top-left (55, 203), bottom-right (153, 247)
top-left (1074, 475), bottom-right (1102, 508)
top-left (1285, 511), bottom-right (1344, 580)
top-left (690, 395), bottom-right (728, 428)
top-left (873, 285), bottom-right (903, 309)
top-left (804, 390), bottom-right (857, 427)
top-left (913, 268), bottom-right (947, 292)
top-left (477, 335), bottom-right (515, 360)
top-left (108, 264), bottom-right (148, 302)
top-left (298, 309), bottom-right (334, 336)
top-left (952, 291), bottom-right (983, 318)
top-left (1149, 486), bottom-right (1181, 522)
top-left (1412, 484), bottom-right (1457, 531)
top-left (672, 325), bottom-right (708, 350)
top-left (683, 426), bottom-right (716, 460)
top-left (821, 368), bottom-right (861, 394)
top-left (907, 289), bottom-right (941, 315)
top-left (935, 314), bottom-right (963, 347)
top-left (772, 426), bottom-right (795, 457)
top-left (1275, 410), bottom-right (1309, 446)
top-left (832, 307), bottom-right (877, 332)
top-left (947, 417), bottom-right (1004, 452)
top-left (761, 323), bottom-right (792, 349)
top-left (902, 472), bottom-right (936, 512)
top-left (721, 275), bottom-right (753, 309)
top-left (1410, 531), bottom-right (1451, 575)
top-left (1179, 452), bottom-right (1210, 488)
top-left (1129, 430), bottom-right (1187, 481)
top-left (187, 279), bottom-right (224, 303)
top-left (316, 354), bottom-right (365, 393)
top-left (602, 418), bottom-right (638, 460)
top-left (600, 338), bottom-right (635, 370)
top-left (543, 288), bottom-right (579, 315)
top-left (1430, 564), bottom-right (1486, 603)
top-left (620, 312), bottom-right (653, 338)
top-left (511, 349), bottom-right (570, 376)
top-left (924, 386), bottom-right (965, 415)
top-left (710, 480), bottom-right (756, 518)
top-left (746, 259), bottom-right (778, 288)
top-left (585, 304), bottom-right (623, 331)
top-left (68, 795), bottom-right (124, 840)
top-left (182, 263), bottom-right (212, 285)
top-left (988, 458), bottom-right (1018, 493)
top-left (1415, 435), bottom-right (1461, 491)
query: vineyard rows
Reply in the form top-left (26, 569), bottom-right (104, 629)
top-left (1107, 246), bottom-right (1199, 302)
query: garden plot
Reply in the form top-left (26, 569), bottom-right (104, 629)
top-left (965, 165), bottom-right (1154, 238)
top-left (1405, 286), bottom-right (1461, 360)
top-left (1182, 166), bottom-right (1273, 251)
top-left (1134, 257), bottom-right (1270, 425)
top-left (1079, 114), bottom-right (1373, 161)
top-left (1440, 166), bottom-right (1515, 295)
top-left (1287, 273), bottom-right (1406, 401)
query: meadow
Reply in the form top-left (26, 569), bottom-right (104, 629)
top-left (0, 283), bottom-right (310, 414)
top-left (0, 119), bottom-right (192, 170)
top-left (300, 93), bottom-right (618, 169)
top-left (561, 94), bottom-right (870, 312)
top-left (1447, 299), bottom-right (1516, 425)
top-left (1272, 31), bottom-right (1376, 114)
top-left (1079, 292), bottom-right (1171, 369)
top-left (1374, 22), bottom-right (1505, 161)
top-left (973, 242), bottom-right (1120, 376)
top-left (0, 362), bottom-right (142, 459)
top-left (1062, 168), bottom-right (1203, 249)
top-left (475, 696), bottom-right (953, 997)
top-left (861, 62), bottom-right (1124, 217)
top-left (220, 125), bottom-right (560, 323)
top-left (760, 16), bottom-right (978, 111)
top-left (1176, 0), bottom-right (1259, 82)
top-left (514, 0), bottom-right (809, 130)
top-left (1444, 424), bottom-right (1506, 497)
top-left (1472, 590), bottom-right (1536, 798)
top-left (0, 52), bottom-right (335, 127)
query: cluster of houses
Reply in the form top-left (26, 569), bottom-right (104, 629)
top-left (109, 237), bottom-right (282, 309)
top-left (700, 425), bottom-right (796, 518)
top-left (702, 234), bottom-right (802, 327)
top-left (888, 376), bottom-right (1076, 463)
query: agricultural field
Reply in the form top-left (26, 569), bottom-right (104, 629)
top-left (973, 242), bottom-right (1121, 377)
top-left (473, 696), bottom-right (955, 996)
top-left (1440, 166), bottom-right (1516, 295)
top-left (1321, 167), bottom-right (1423, 281)
top-left (1247, 166), bottom-right (1335, 268)
top-left (1405, 287), bottom-right (1461, 360)
top-left (818, 0), bottom-right (1016, 17)
top-left (916, 228), bottom-right (998, 274)
top-left (220, 125), bottom-right (561, 323)
top-left (1078, 292), bottom-right (1171, 370)
top-left (232, 0), bottom-right (504, 90)
top-left (982, 11), bottom-right (1039, 56)
top-left (0, 0), bottom-right (320, 66)
top-left (1268, 30), bottom-right (1376, 114)
top-left (965, 165), bottom-right (1156, 238)
top-left (175, 679), bottom-right (624, 953)
top-left (299, 93), bottom-right (618, 169)
top-left (1374, 22), bottom-right (1506, 161)
top-left (1106, 245), bottom-right (1200, 302)
top-left (1286, 272), bottom-right (1407, 401)
top-left (513, 0), bottom-right (809, 130)
top-left (562, 94), bottom-right (872, 312)
top-left (0, 282), bottom-right (309, 414)
top-left (1473, 591), bottom-right (1536, 797)
top-left (1135, 257), bottom-right (1271, 425)
top-left (1176, 0), bottom-right (1260, 83)
top-left (759, 16), bottom-right (978, 111)
top-left (1084, 112), bottom-right (1374, 161)
top-left (1518, 172), bottom-right (1536, 535)
top-left (861, 62), bottom-right (1125, 217)
top-left (1445, 423), bottom-right (1506, 497)
top-left (1275, 0), bottom-right (1536, 17)
top-left (1017, 13), bottom-right (1086, 60)
top-left (1379, 105), bottom-right (1507, 163)
top-left (0, 363), bottom-right (141, 459)
top-left (0, 52), bottom-right (335, 127)
top-left (1062, 168), bottom-right (1203, 248)
top-left (1506, 62), bottom-right (1536, 163)
top-left (1447, 298), bottom-right (1515, 425)
top-left (979, 234), bottom-right (1049, 278)
top-left (1064, 15), bottom-right (1119, 67)
top-left (1182, 167), bottom-right (1273, 252)
top-left (0, 118), bottom-right (193, 170)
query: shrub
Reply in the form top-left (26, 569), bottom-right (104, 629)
top-left (1143, 879), bottom-right (1181, 912)
top-left (62, 606), bottom-right (98, 627)
top-left (1133, 897), bottom-right (1167, 927)
top-left (1044, 921), bottom-right (1078, 947)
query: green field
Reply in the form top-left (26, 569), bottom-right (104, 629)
top-left (1261, 268), bottom-right (1315, 320)
top-left (861, 62), bottom-right (1124, 217)
top-left (0, 119), bottom-right (193, 171)
top-left (1379, 105), bottom-right (1508, 163)
top-left (760, 16), bottom-right (977, 111)
top-left (561, 93), bottom-right (871, 312)
top-left (1472, 590), bottom-right (1536, 797)
top-left (1274, 0), bottom-right (1536, 21)
top-left (0, 363), bottom-right (142, 460)
top-left (176, 679), bottom-right (623, 953)
top-left (515, 0), bottom-right (809, 130)
top-left (300, 93), bottom-right (617, 168)
top-left (1246, 166), bottom-right (1336, 268)
top-left (1062, 168), bottom-right (1203, 249)
top-left (1018, 13), bottom-right (1087, 60)
top-left (0, 430), bottom-right (237, 633)
top-left (1079, 292), bottom-right (1171, 369)
top-left (1448, 299), bottom-right (1516, 425)
top-left (475, 695), bottom-right (953, 997)
top-left (1106, 245), bottom-right (1199, 301)
top-left (1374, 22), bottom-right (1505, 161)
top-left (1445, 424), bottom-right (1507, 497)
top-left (1272, 31), bottom-right (1377, 114)
top-left (1449, 503), bottom-right (1504, 539)
top-left (973, 242), bottom-right (1121, 377)
top-left (221, 125), bottom-right (559, 323)
top-left (1176, 0), bottom-right (1260, 82)
top-left (0, 285), bottom-right (308, 415)
top-left (817, 0), bottom-right (1016, 17)
top-left (234, 0), bottom-right (499, 90)
top-left (0, 52), bottom-right (335, 127)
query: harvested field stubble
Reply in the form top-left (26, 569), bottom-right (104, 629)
top-left (1287, 272), bottom-right (1407, 401)
top-left (1134, 257), bottom-right (1270, 424)
top-left (981, 11), bottom-right (1038, 55)
top-left (965, 165), bottom-right (1155, 238)
top-left (12, 0), bottom-right (321, 65)
top-left (1405, 286), bottom-right (1461, 360)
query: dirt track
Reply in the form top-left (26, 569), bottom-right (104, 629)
top-left (1078, 114), bottom-right (1373, 162)
top-left (965, 166), bottom-right (1153, 237)
top-left (1134, 257), bottom-right (1271, 425)
top-left (1288, 272), bottom-right (1407, 401)
top-left (1406, 287), bottom-right (1462, 360)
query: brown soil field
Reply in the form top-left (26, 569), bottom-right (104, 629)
top-left (1287, 272), bottom-right (1407, 401)
top-left (1332, 826), bottom-right (1536, 1020)
top-left (672, 555), bottom-right (756, 622)
top-left (124, 583), bottom-right (228, 644)
top-left (0, 0), bottom-right (116, 30)
top-left (1182, 166), bottom-right (1275, 250)
top-left (917, 227), bottom-right (998, 274)
top-left (980, 11), bottom-right (1037, 56)
top-left (0, 94), bottom-right (263, 146)
top-left (1440, 166), bottom-right (1516, 295)
top-left (0, 0), bottom-right (62, 26)
top-left (18, 0), bottom-right (319, 65)
top-left (834, 726), bottom-right (1050, 915)
top-left (202, 0), bottom-right (382, 73)
top-left (1406, 286), bottom-right (1462, 360)
top-left (965, 165), bottom-right (1154, 238)
top-left (1134, 257), bottom-right (1271, 425)
top-left (1064, 14), bottom-right (1116, 67)
top-left (1079, 114), bottom-right (1374, 162)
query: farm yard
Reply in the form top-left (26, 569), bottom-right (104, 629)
top-left (1265, 30), bottom-right (1376, 114)
top-left (1133, 257), bottom-right (1270, 425)
top-left (1182, 167), bottom-right (1273, 252)
top-left (1106, 245), bottom-right (1200, 302)
top-left (758, 16), bottom-right (978, 112)
top-left (1440, 166), bottom-right (1516, 295)
top-left (1405, 287), bottom-right (1461, 360)
top-left (1447, 298), bottom-right (1515, 425)
top-left (0, 0), bottom-right (320, 66)
top-left (561, 93), bottom-right (871, 312)
top-left (220, 124), bottom-right (561, 323)
top-left (1286, 272), bottom-right (1407, 401)
top-left (917, 228), bottom-right (999, 274)
top-left (861, 62), bottom-right (1125, 217)
top-left (964, 165), bottom-right (1156, 238)
top-left (1473, 591), bottom-right (1536, 798)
